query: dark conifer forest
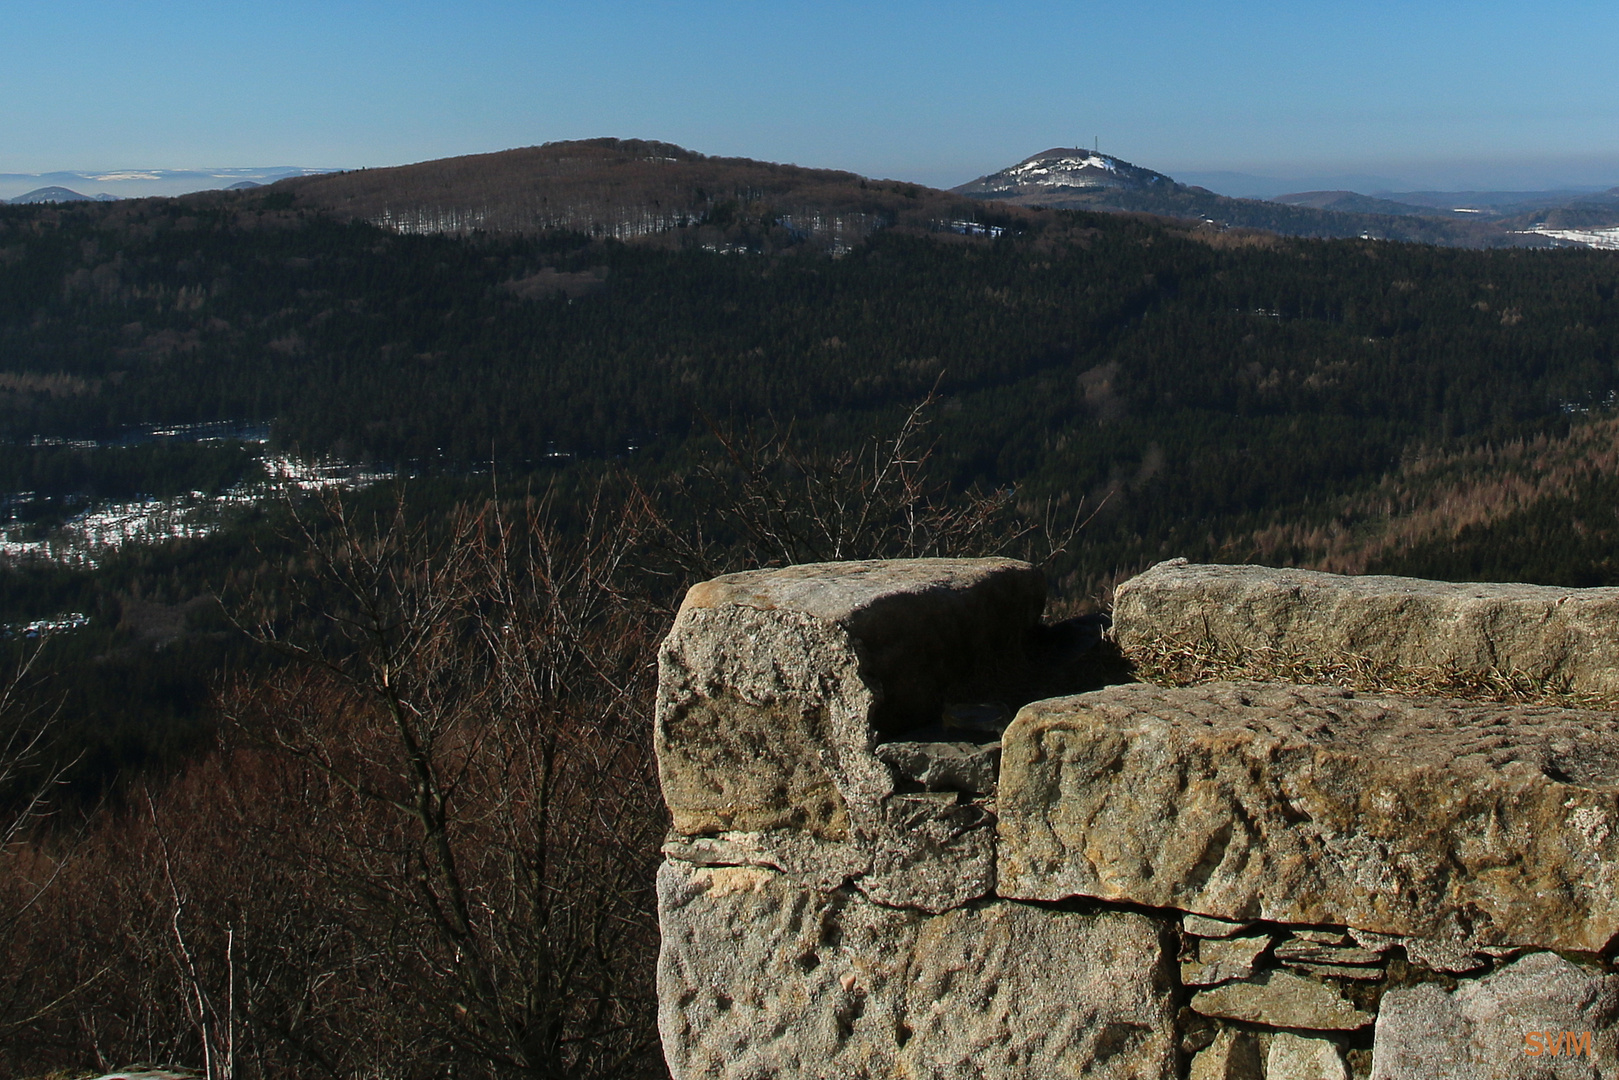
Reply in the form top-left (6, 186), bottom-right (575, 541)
top-left (1, 167), bottom-right (1618, 1076)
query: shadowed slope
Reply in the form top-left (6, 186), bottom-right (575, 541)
top-left (275, 138), bottom-right (993, 250)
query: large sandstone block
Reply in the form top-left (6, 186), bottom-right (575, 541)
top-left (1113, 559), bottom-right (1619, 698)
top-left (656, 559), bottom-right (1043, 909)
top-left (998, 681), bottom-right (1619, 951)
top-left (1370, 952), bottom-right (1619, 1079)
top-left (656, 859), bottom-right (1178, 1080)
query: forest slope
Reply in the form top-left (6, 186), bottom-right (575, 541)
top-left (272, 137), bottom-right (986, 250)
top-left (2, 188), bottom-right (1617, 589)
top-left (272, 138), bottom-right (1588, 250)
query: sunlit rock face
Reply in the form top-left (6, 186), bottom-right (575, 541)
top-left (656, 861), bottom-right (1178, 1080)
top-left (1114, 558), bottom-right (1619, 699)
top-left (997, 679), bottom-right (1619, 952)
top-left (654, 557), bottom-right (1043, 912)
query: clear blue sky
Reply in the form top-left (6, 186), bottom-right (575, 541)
top-left (5, 0), bottom-right (1618, 190)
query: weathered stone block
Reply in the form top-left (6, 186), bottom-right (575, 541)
top-left (1371, 952), bottom-right (1619, 1079)
top-left (661, 791), bottom-right (996, 914)
top-left (1267, 1033), bottom-right (1349, 1080)
top-left (1287, 961), bottom-right (1383, 981)
top-left (874, 739), bottom-right (1001, 795)
top-left (1189, 1029), bottom-right (1262, 1080)
top-left (1182, 933), bottom-right (1273, 987)
top-left (997, 680), bottom-right (1619, 951)
top-left (857, 791), bottom-right (997, 912)
top-left (1274, 939), bottom-right (1384, 966)
top-left (1349, 927), bottom-right (1488, 975)
top-left (1114, 559), bottom-right (1619, 698)
top-left (656, 859), bottom-right (1178, 1080)
top-left (1184, 913), bottom-right (1256, 938)
top-left (1190, 970), bottom-right (1373, 1030)
top-left (656, 558), bottom-right (1044, 840)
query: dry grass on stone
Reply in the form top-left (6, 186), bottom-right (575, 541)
top-left (1123, 636), bottom-right (1617, 711)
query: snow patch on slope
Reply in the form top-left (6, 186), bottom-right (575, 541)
top-left (1516, 226), bottom-right (1619, 250)
top-left (1006, 153), bottom-right (1119, 182)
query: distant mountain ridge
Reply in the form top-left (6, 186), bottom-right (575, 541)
top-left (269, 139), bottom-right (1551, 253)
top-left (1276, 187), bottom-right (1619, 221)
top-left (0, 167), bottom-right (337, 202)
top-left (1270, 191), bottom-right (1443, 217)
top-left (17, 139), bottom-right (1614, 251)
top-left (272, 138), bottom-right (992, 252)
top-left (2, 186), bottom-right (126, 205)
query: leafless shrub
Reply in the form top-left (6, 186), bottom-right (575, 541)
top-left (0, 642), bottom-right (85, 1045)
top-left (643, 391), bottom-right (1090, 581)
top-left (223, 488), bottom-right (665, 1078)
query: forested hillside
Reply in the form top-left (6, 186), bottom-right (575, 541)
top-left (273, 137), bottom-right (969, 247)
top-left (3, 183), bottom-right (1617, 594)
top-left (4, 181), bottom-right (1618, 783)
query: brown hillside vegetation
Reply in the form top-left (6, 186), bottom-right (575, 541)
top-left (0, 424), bottom-right (1042, 1078)
top-left (275, 137), bottom-right (997, 251)
top-left (1, 495), bottom-right (668, 1079)
top-left (1230, 412), bottom-right (1619, 574)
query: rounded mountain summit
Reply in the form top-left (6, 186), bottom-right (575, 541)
top-left (952, 148), bottom-right (1176, 204)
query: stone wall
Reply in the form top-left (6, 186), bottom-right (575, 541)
top-left (654, 558), bottom-right (1619, 1079)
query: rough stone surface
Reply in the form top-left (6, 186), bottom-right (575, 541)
top-left (657, 558), bottom-right (1042, 840)
top-left (1184, 913), bottom-right (1256, 938)
top-left (875, 740), bottom-right (1001, 794)
top-left (660, 788), bottom-right (997, 914)
top-left (663, 830), bottom-right (868, 892)
top-left (1114, 558), bottom-right (1619, 698)
top-left (1284, 961), bottom-right (1383, 981)
top-left (1371, 951), bottom-right (1619, 1079)
top-left (1190, 970), bottom-right (1374, 1030)
top-left (1182, 934), bottom-right (1273, 987)
top-left (997, 680), bottom-right (1619, 951)
top-left (1349, 927), bottom-right (1488, 975)
top-left (1267, 1033), bottom-right (1349, 1080)
top-left (1275, 940), bottom-right (1384, 966)
top-left (857, 791), bottom-right (997, 911)
top-left (1189, 1029), bottom-right (1262, 1080)
top-left (656, 859), bottom-right (1178, 1080)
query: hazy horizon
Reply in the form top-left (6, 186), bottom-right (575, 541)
top-left (4, 1), bottom-right (1616, 203)
top-left (5, 150), bottom-right (1615, 206)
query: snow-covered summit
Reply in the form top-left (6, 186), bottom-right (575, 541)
top-left (952, 148), bottom-right (1174, 197)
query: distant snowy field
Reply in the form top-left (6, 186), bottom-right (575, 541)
top-left (1518, 226), bottom-right (1619, 250)
top-left (0, 454), bottom-right (388, 567)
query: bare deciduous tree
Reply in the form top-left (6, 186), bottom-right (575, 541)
top-left (0, 641), bottom-right (87, 1044)
top-left (226, 488), bottom-right (665, 1078)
